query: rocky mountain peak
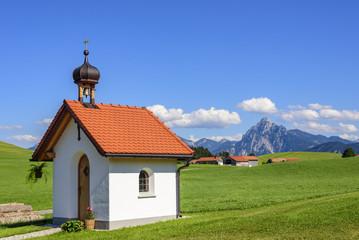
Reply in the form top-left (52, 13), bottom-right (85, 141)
top-left (252, 117), bottom-right (275, 134)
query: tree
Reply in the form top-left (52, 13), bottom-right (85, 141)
top-left (342, 147), bottom-right (356, 158)
top-left (218, 151), bottom-right (229, 158)
top-left (249, 153), bottom-right (255, 156)
top-left (190, 146), bottom-right (213, 159)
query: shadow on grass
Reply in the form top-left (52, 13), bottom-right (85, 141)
top-left (1, 215), bottom-right (53, 228)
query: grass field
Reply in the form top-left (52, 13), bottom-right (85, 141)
top-left (1, 141), bottom-right (359, 239)
top-left (0, 141), bottom-right (53, 210)
top-left (33, 156), bottom-right (359, 239)
top-left (257, 151), bottom-right (342, 164)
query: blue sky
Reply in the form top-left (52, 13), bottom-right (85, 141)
top-left (1, 0), bottom-right (359, 148)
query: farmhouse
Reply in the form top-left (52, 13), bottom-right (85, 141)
top-left (224, 156), bottom-right (259, 167)
top-left (30, 46), bottom-right (193, 230)
top-left (267, 158), bottom-right (300, 163)
top-left (191, 156), bottom-right (223, 165)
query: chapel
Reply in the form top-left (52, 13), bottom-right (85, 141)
top-left (31, 41), bottom-right (193, 229)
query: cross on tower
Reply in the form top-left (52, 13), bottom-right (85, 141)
top-left (83, 37), bottom-right (89, 50)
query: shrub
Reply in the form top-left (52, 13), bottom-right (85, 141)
top-left (342, 147), bottom-right (356, 158)
top-left (61, 220), bottom-right (84, 232)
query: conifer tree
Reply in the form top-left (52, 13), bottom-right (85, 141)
top-left (342, 147), bottom-right (356, 158)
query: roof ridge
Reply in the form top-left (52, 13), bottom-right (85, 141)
top-left (95, 102), bottom-right (143, 109)
top-left (143, 108), bottom-right (194, 155)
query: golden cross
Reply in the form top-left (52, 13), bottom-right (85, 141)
top-left (83, 37), bottom-right (89, 50)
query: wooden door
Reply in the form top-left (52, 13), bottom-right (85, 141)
top-left (78, 155), bottom-right (90, 221)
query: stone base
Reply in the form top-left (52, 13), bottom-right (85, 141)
top-left (52, 217), bottom-right (78, 226)
top-left (96, 215), bottom-right (177, 230)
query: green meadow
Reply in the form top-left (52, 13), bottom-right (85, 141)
top-left (0, 141), bottom-right (53, 210)
top-left (257, 151), bottom-right (342, 164)
top-left (1, 141), bottom-right (359, 239)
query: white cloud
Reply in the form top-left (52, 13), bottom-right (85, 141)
top-left (36, 118), bottom-right (53, 126)
top-left (279, 103), bottom-right (359, 122)
top-left (6, 135), bottom-right (42, 142)
top-left (339, 134), bottom-right (359, 142)
top-left (308, 103), bottom-right (332, 110)
top-left (338, 122), bottom-right (358, 132)
top-left (207, 133), bottom-right (243, 142)
top-left (189, 135), bottom-right (199, 142)
top-left (147, 105), bottom-right (183, 122)
top-left (189, 133), bottom-right (243, 142)
top-left (287, 105), bottom-right (306, 110)
top-left (0, 125), bottom-right (23, 130)
top-left (237, 97), bottom-right (277, 114)
top-left (292, 122), bottom-right (358, 133)
top-left (279, 109), bottom-right (320, 122)
top-left (148, 105), bottom-right (241, 128)
top-left (319, 109), bottom-right (359, 121)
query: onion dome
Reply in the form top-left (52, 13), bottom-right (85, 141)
top-left (73, 50), bottom-right (101, 84)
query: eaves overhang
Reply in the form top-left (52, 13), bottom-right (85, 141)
top-left (104, 153), bottom-right (193, 159)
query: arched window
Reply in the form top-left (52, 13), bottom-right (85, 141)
top-left (139, 170), bottom-right (149, 192)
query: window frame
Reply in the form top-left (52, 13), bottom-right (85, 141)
top-left (138, 168), bottom-right (156, 198)
top-left (139, 170), bottom-right (149, 193)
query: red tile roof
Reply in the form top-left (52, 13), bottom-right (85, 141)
top-left (227, 156), bottom-right (259, 162)
top-left (32, 100), bottom-right (193, 160)
top-left (270, 158), bottom-right (300, 162)
top-left (191, 157), bottom-right (222, 163)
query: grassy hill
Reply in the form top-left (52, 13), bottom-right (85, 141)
top-left (0, 141), bottom-right (52, 210)
top-left (257, 151), bottom-right (342, 164)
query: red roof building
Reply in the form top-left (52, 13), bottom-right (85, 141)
top-left (267, 158), bottom-right (300, 163)
top-left (224, 155), bottom-right (259, 167)
top-left (191, 156), bottom-right (222, 164)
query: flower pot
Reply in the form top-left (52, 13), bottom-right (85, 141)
top-left (85, 219), bottom-right (95, 230)
top-left (35, 172), bottom-right (42, 178)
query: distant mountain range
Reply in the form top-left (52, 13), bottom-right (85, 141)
top-left (182, 118), bottom-right (354, 155)
top-left (28, 143), bottom-right (38, 151)
top-left (308, 142), bottom-right (359, 153)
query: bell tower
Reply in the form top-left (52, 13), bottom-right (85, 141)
top-left (72, 38), bottom-right (100, 105)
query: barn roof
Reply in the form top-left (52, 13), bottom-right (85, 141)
top-left (31, 100), bottom-right (194, 161)
top-left (227, 156), bottom-right (259, 162)
top-left (191, 157), bottom-right (222, 163)
top-left (270, 158), bottom-right (300, 162)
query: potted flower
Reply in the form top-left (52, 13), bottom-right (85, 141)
top-left (26, 163), bottom-right (48, 185)
top-left (85, 207), bottom-right (95, 230)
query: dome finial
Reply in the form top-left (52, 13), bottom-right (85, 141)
top-left (83, 37), bottom-right (89, 61)
top-left (84, 37), bottom-right (89, 50)
top-left (73, 37), bottom-right (100, 105)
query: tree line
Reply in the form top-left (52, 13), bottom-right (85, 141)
top-left (190, 147), bottom-right (230, 159)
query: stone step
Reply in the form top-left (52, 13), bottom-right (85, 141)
top-left (0, 211), bottom-right (40, 218)
top-left (0, 203), bottom-right (32, 213)
top-left (0, 211), bottom-right (44, 225)
top-left (0, 202), bottom-right (24, 207)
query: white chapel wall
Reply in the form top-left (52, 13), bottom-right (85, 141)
top-left (53, 120), bottom-right (109, 221)
top-left (108, 158), bottom-right (177, 221)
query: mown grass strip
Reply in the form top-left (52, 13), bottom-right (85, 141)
top-left (32, 192), bottom-right (359, 240)
top-left (0, 214), bottom-right (52, 238)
